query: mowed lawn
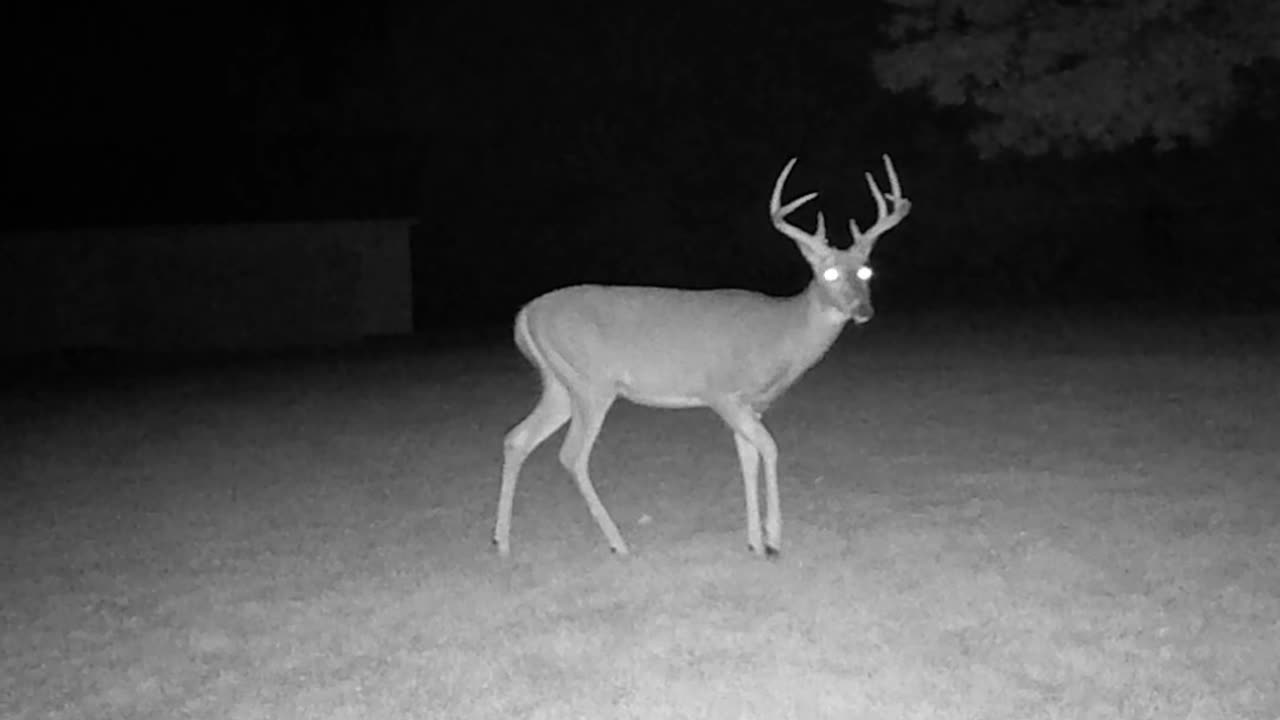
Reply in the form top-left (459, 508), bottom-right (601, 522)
top-left (3, 309), bottom-right (1278, 720)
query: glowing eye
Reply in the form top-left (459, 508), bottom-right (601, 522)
top-left (822, 267), bottom-right (841, 282)
top-left (856, 265), bottom-right (874, 281)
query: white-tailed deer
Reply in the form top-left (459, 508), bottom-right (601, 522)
top-left (496, 155), bottom-right (911, 556)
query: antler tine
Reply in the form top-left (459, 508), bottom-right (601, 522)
top-left (865, 171), bottom-right (888, 222)
top-left (774, 192), bottom-right (819, 220)
top-left (770, 157), bottom-right (827, 250)
top-left (770, 158), bottom-right (818, 217)
top-left (882, 153), bottom-right (903, 200)
top-left (849, 153), bottom-right (911, 247)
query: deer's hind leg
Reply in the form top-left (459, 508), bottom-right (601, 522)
top-left (496, 371), bottom-right (572, 555)
top-left (558, 384), bottom-right (628, 555)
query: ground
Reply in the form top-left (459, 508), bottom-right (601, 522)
top-left (3, 308), bottom-right (1278, 719)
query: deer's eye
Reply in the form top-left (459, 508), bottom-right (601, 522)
top-left (856, 265), bottom-right (874, 281)
top-left (821, 267), bottom-right (841, 282)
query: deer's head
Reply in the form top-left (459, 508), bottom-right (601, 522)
top-left (770, 155), bottom-right (911, 324)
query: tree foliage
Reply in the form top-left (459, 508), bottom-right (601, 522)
top-left (874, 0), bottom-right (1280, 155)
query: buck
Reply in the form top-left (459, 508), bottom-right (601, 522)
top-left (496, 155), bottom-right (911, 556)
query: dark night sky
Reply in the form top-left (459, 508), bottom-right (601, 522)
top-left (1, 4), bottom-right (907, 223)
top-left (2, 3), bottom-right (1278, 312)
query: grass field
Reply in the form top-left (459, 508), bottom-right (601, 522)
top-left (3, 309), bottom-right (1279, 719)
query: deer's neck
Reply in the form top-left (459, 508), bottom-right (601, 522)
top-left (801, 278), bottom-right (853, 329)
top-left (781, 281), bottom-right (853, 367)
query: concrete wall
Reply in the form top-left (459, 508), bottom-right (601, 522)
top-left (0, 219), bottom-right (414, 354)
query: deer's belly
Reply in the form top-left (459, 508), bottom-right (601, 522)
top-left (614, 370), bottom-right (708, 409)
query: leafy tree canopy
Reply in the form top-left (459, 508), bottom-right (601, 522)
top-left (875, 0), bottom-right (1280, 155)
